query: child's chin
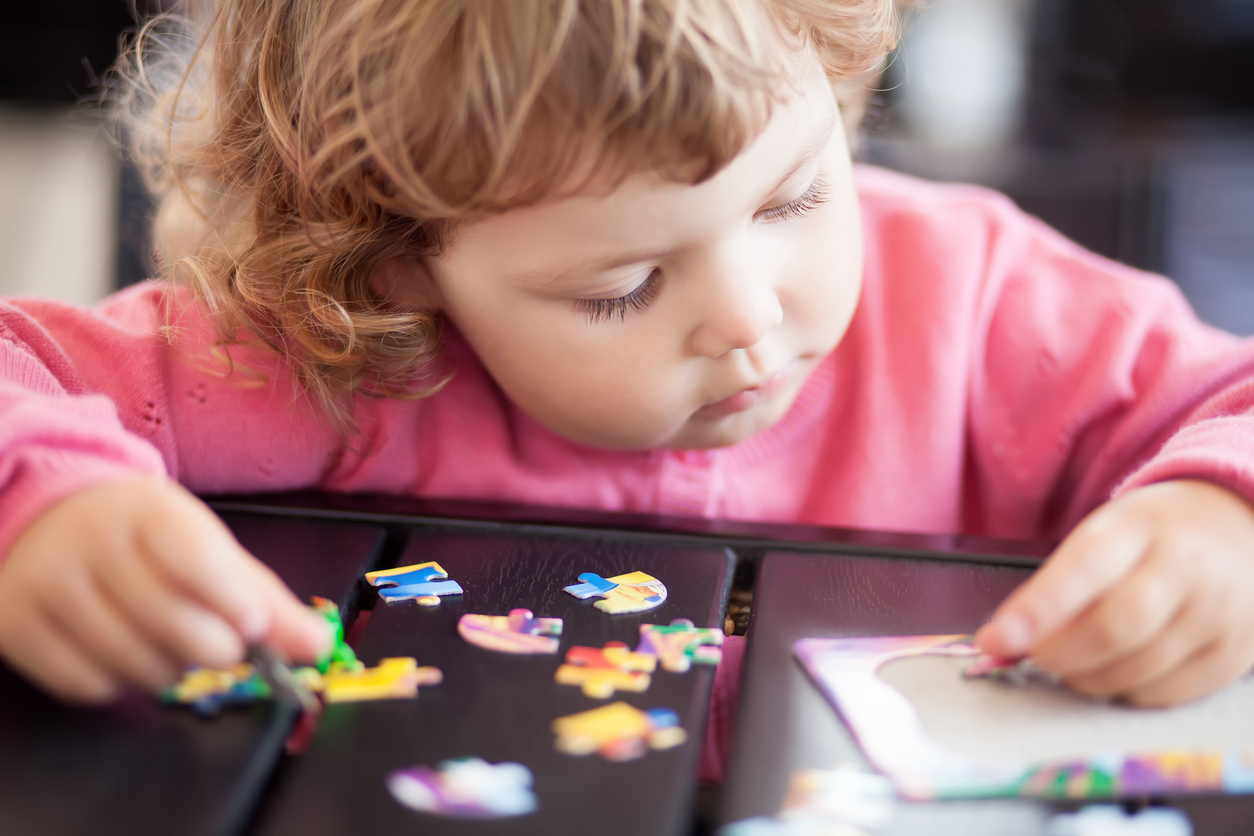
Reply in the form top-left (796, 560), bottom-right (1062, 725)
top-left (667, 401), bottom-right (794, 450)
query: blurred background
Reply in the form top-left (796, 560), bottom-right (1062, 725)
top-left (0, 0), bottom-right (1252, 332)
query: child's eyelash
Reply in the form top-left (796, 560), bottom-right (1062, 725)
top-left (758, 175), bottom-right (832, 223)
top-left (568, 177), bottom-right (827, 324)
top-left (574, 269), bottom-right (662, 323)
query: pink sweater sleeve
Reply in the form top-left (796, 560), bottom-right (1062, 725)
top-left (0, 283), bottom-right (341, 563)
top-left (950, 181), bottom-right (1254, 536)
top-left (0, 295), bottom-right (168, 561)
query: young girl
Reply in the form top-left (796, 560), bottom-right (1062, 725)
top-left (1, 0), bottom-right (1254, 773)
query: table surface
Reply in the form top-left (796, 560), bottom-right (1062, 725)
top-left (6, 499), bottom-right (1253, 835)
top-left (256, 526), bottom-right (733, 836)
top-left (719, 549), bottom-right (1254, 835)
top-left (0, 514), bottom-right (385, 836)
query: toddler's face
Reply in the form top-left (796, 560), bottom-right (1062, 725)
top-left (415, 59), bottom-right (862, 450)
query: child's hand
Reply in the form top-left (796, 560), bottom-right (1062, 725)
top-left (0, 477), bottom-right (330, 703)
top-left (976, 480), bottom-right (1254, 706)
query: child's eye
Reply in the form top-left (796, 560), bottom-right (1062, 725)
top-left (757, 174), bottom-right (832, 223)
top-left (573, 269), bottom-right (662, 323)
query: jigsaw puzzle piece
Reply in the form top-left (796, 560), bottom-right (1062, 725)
top-left (552, 702), bottom-right (687, 761)
top-left (563, 572), bottom-right (618, 599)
top-left (366, 561), bottom-right (448, 587)
top-left (562, 570), bottom-right (667, 614)
top-left (555, 641), bottom-right (657, 698)
top-left (458, 609), bottom-right (563, 654)
top-left (962, 652), bottom-right (1059, 687)
top-left (311, 596), bottom-right (359, 673)
top-left (366, 561), bottom-right (465, 604)
top-left (315, 657), bottom-right (443, 703)
top-left (555, 665), bottom-right (651, 699)
top-left (388, 757), bottom-right (538, 819)
top-left (596, 571), bottom-right (667, 614)
top-left (637, 618), bottom-right (724, 672)
top-left (507, 608), bottom-right (562, 637)
top-left (162, 664), bottom-right (271, 716)
top-left (565, 642), bottom-right (656, 672)
top-left (376, 579), bottom-right (465, 603)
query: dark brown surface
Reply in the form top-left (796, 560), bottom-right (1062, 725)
top-left (256, 527), bottom-right (733, 836)
top-left (0, 514), bottom-right (385, 836)
top-left (720, 550), bottom-right (1254, 835)
top-left (208, 491), bottom-right (1055, 566)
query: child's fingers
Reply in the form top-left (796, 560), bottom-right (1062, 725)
top-left (248, 562), bottom-right (333, 663)
top-left (1030, 550), bottom-right (1187, 679)
top-left (43, 569), bottom-right (180, 692)
top-left (977, 505), bottom-right (1152, 658)
top-left (94, 551), bottom-right (244, 671)
top-left (0, 605), bottom-right (120, 703)
top-left (1124, 634), bottom-right (1254, 707)
top-left (137, 491), bottom-right (271, 642)
top-left (1057, 598), bottom-right (1212, 697)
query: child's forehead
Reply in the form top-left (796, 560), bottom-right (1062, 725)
top-left (441, 67), bottom-right (839, 275)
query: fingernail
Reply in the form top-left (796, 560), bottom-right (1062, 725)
top-left (995, 612), bottom-right (1034, 655)
top-left (240, 609), bottom-right (270, 642)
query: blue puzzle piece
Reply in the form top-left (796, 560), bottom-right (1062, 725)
top-left (376, 579), bottom-right (465, 603)
top-left (563, 572), bottom-right (619, 600)
top-left (368, 564), bottom-right (447, 588)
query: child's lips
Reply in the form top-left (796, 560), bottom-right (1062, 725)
top-left (698, 363), bottom-right (794, 419)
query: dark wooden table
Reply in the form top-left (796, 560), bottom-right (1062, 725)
top-left (255, 526), bottom-right (732, 836)
top-left (0, 502), bottom-right (736, 836)
top-left (7, 492), bottom-right (1252, 834)
top-left (719, 549), bottom-right (1254, 835)
top-left (0, 514), bottom-right (386, 836)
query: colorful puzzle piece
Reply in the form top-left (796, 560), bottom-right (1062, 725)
top-left (165, 656), bottom-right (441, 711)
top-left (387, 757), bottom-right (538, 819)
top-left (562, 570), bottom-right (667, 614)
top-left (311, 596), bottom-right (360, 673)
top-left (165, 597), bottom-right (356, 716)
top-left (366, 561), bottom-right (465, 604)
top-left (458, 609), bottom-right (563, 654)
top-left (637, 618), bottom-right (724, 672)
top-left (161, 663), bottom-right (270, 716)
top-left (555, 641), bottom-right (656, 698)
top-left (552, 701), bottom-right (687, 761)
top-left (164, 597), bottom-right (440, 714)
top-left (563, 572), bottom-right (619, 598)
top-left (962, 653), bottom-right (1059, 687)
top-left (314, 657), bottom-right (443, 703)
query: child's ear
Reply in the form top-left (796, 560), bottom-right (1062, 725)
top-left (369, 255), bottom-right (445, 312)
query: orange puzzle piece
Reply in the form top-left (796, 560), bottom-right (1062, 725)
top-left (554, 641), bottom-right (657, 699)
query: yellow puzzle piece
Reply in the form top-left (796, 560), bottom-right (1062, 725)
top-left (563, 570), bottom-right (668, 614)
top-left (552, 701), bottom-right (687, 761)
top-left (596, 571), bottom-right (668, 614)
top-left (167, 664), bottom-right (256, 703)
top-left (554, 642), bottom-right (656, 698)
top-left (555, 666), bottom-right (650, 699)
top-left (312, 657), bottom-right (443, 703)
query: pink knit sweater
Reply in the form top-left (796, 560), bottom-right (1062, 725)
top-left (3, 166), bottom-right (1252, 559)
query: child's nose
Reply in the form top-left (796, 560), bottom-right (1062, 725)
top-left (688, 268), bottom-right (784, 358)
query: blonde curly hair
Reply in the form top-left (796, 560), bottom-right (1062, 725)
top-left (112, 0), bottom-right (899, 429)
